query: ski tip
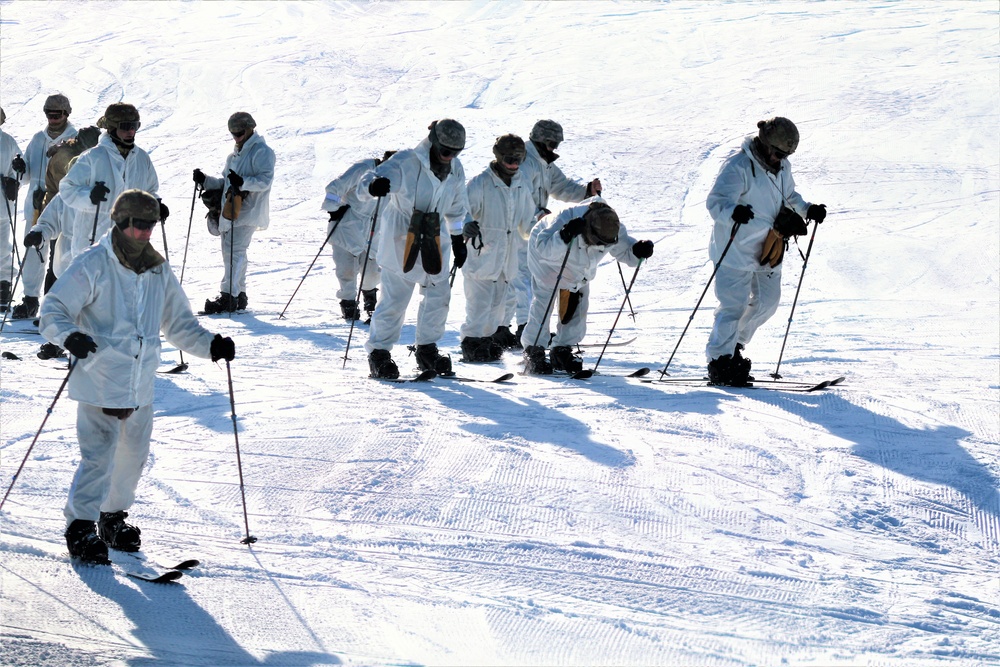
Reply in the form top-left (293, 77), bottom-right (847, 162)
top-left (494, 373), bottom-right (515, 382)
top-left (628, 367), bottom-right (651, 378)
top-left (2, 351), bottom-right (21, 360)
top-left (571, 370), bottom-right (594, 380)
top-left (173, 559), bottom-right (201, 570)
top-left (127, 569), bottom-right (184, 584)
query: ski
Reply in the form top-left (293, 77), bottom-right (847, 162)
top-left (575, 337), bottom-right (636, 349)
top-left (197, 310), bottom-right (250, 317)
top-left (437, 371), bottom-right (514, 383)
top-left (640, 375), bottom-right (845, 392)
top-left (372, 369), bottom-right (437, 383)
top-left (124, 568), bottom-right (184, 584)
top-left (593, 367), bottom-right (650, 378)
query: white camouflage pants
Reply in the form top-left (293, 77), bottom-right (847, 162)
top-left (220, 225), bottom-right (256, 295)
top-left (365, 269), bottom-right (451, 353)
top-left (332, 243), bottom-right (380, 301)
top-left (20, 237), bottom-right (49, 298)
top-left (64, 403), bottom-right (153, 526)
top-left (461, 275), bottom-right (509, 339)
top-left (520, 276), bottom-right (590, 349)
top-left (706, 264), bottom-right (782, 362)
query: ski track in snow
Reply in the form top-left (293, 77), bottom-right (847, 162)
top-left (1, 2), bottom-right (999, 665)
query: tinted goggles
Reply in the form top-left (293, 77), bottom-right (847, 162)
top-left (127, 218), bottom-right (159, 231)
top-left (500, 154), bottom-right (523, 166)
top-left (117, 120), bottom-right (141, 132)
top-left (437, 145), bottom-right (462, 159)
top-left (44, 110), bottom-right (66, 119)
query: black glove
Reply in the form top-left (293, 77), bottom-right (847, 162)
top-left (11, 155), bottom-right (26, 175)
top-left (210, 334), bottom-right (235, 362)
top-left (1, 176), bottom-right (16, 201)
top-left (24, 230), bottom-right (44, 248)
top-left (159, 200), bottom-right (169, 222)
top-left (227, 170), bottom-right (244, 189)
top-left (731, 204), bottom-right (754, 226)
top-left (329, 204), bottom-right (350, 223)
top-left (451, 234), bottom-right (468, 269)
top-left (193, 168), bottom-right (206, 185)
top-left (90, 181), bottom-right (110, 205)
top-left (368, 177), bottom-right (391, 197)
top-left (64, 332), bottom-right (97, 359)
top-left (559, 217), bottom-right (586, 244)
top-left (807, 204), bottom-right (827, 223)
top-left (632, 240), bottom-right (654, 259)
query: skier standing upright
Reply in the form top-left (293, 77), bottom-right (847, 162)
top-left (194, 111), bottom-right (275, 314)
top-left (358, 119), bottom-right (473, 379)
top-left (39, 189), bottom-right (235, 563)
top-left (59, 103), bottom-right (161, 261)
top-left (10, 94), bottom-right (77, 320)
top-left (704, 116), bottom-right (827, 386)
top-left (460, 134), bottom-right (536, 362)
top-left (0, 107), bottom-right (24, 312)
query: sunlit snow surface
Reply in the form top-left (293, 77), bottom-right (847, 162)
top-left (0, 2), bottom-right (997, 665)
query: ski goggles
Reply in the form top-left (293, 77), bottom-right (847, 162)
top-left (117, 120), bottom-right (141, 132)
top-left (44, 110), bottom-right (67, 119)
top-left (127, 217), bottom-right (159, 231)
top-left (437, 145), bottom-right (462, 159)
top-left (500, 154), bottom-right (524, 166)
top-left (543, 140), bottom-right (560, 151)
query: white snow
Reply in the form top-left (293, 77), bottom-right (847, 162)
top-left (0, 1), bottom-right (998, 665)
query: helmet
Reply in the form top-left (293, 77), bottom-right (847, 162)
top-left (583, 202), bottom-right (620, 245)
top-left (44, 94), bottom-right (72, 114)
top-left (228, 111), bottom-right (256, 134)
top-left (103, 103), bottom-right (140, 130)
top-left (492, 134), bottom-right (526, 163)
top-left (76, 126), bottom-right (101, 150)
top-left (111, 189), bottom-right (159, 226)
top-left (757, 117), bottom-right (799, 155)
top-left (529, 119), bottom-right (564, 145)
top-left (428, 118), bottom-right (466, 151)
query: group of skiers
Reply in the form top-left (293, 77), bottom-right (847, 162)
top-left (0, 96), bottom-right (826, 564)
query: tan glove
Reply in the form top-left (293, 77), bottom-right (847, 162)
top-left (760, 227), bottom-right (785, 267)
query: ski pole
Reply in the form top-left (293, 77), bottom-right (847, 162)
top-left (157, 209), bottom-right (188, 373)
top-left (593, 259), bottom-right (643, 372)
top-left (224, 360), bottom-right (256, 545)
top-left (616, 261), bottom-right (636, 320)
top-left (657, 220), bottom-right (744, 380)
top-left (3, 193), bottom-right (23, 281)
top-left (0, 250), bottom-right (30, 333)
top-left (448, 261), bottom-right (457, 288)
top-left (770, 220), bottom-right (821, 379)
top-left (179, 183), bottom-right (201, 286)
top-left (530, 241), bottom-right (574, 349)
top-left (88, 195), bottom-right (104, 245)
top-left (0, 359), bottom-right (77, 512)
top-left (342, 197), bottom-right (381, 368)
top-left (278, 215), bottom-right (344, 320)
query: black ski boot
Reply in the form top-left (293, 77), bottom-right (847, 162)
top-left (492, 325), bottom-right (520, 351)
top-left (523, 345), bottom-right (553, 375)
top-left (340, 299), bottom-right (361, 321)
top-left (37, 342), bottom-right (66, 360)
top-left (11, 296), bottom-right (39, 320)
top-left (237, 292), bottom-right (248, 311)
top-left (362, 288), bottom-right (378, 314)
top-left (461, 336), bottom-right (503, 363)
top-left (98, 510), bottom-right (141, 552)
top-left (732, 343), bottom-right (754, 385)
top-left (0, 281), bottom-right (10, 312)
top-left (203, 293), bottom-right (237, 314)
top-left (513, 323), bottom-right (526, 350)
top-left (550, 346), bottom-right (583, 374)
top-left (708, 354), bottom-right (751, 387)
top-left (65, 519), bottom-right (110, 564)
top-left (368, 348), bottom-right (399, 379)
top-left (414, 343), bottom-right (452, 374)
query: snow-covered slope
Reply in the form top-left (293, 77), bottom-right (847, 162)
top-left (1, 2), bottom-right (997, 665)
